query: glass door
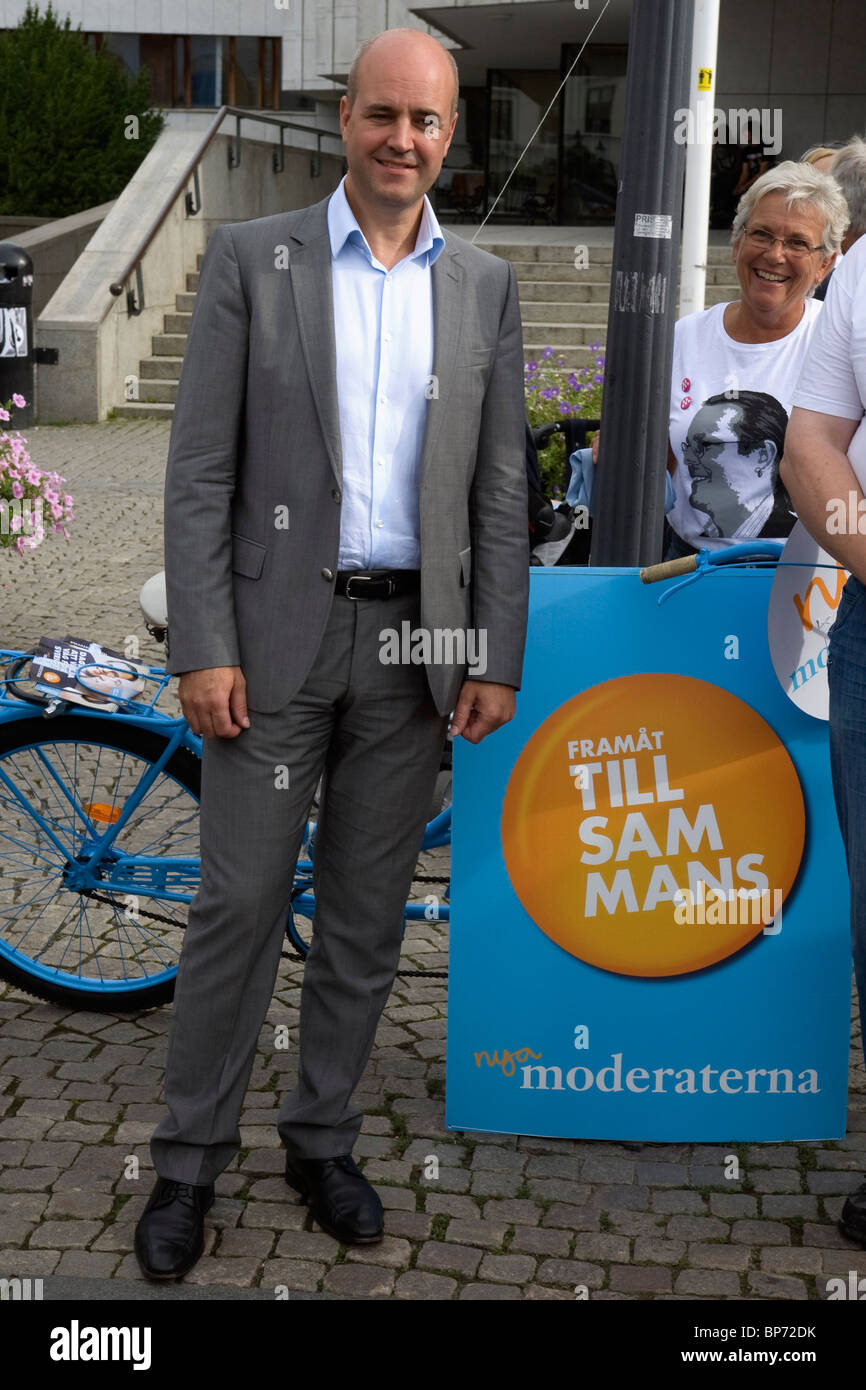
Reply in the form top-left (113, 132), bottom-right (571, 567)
top-left (486, 69), bottom-right (560, 223)
top-left (559, 44), bottom-right (628, 223)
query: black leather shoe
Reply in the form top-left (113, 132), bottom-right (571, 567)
top-left (839, 1181), bottom-right (866, 1245)
top-left (284, 1153), bottom-right (384, 1245)
top-left (134, 1177), bottom-right (215, 1281)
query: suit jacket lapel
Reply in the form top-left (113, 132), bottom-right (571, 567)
top-left (288, 201), bottom-right (343, 491)
top-left (419, 237), bottom-right (465, 497)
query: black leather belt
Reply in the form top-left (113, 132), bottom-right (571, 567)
top-left (335, 569), bottom-right (421, 600)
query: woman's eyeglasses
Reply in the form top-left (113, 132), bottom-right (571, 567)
top-left (743, 227), bottom-right (825, 258)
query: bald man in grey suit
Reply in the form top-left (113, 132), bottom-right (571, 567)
top-left (136, 27), bottom-right (528, 1281)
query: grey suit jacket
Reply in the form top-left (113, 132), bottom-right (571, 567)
top-left (163, 190), bottom-right (529, 715)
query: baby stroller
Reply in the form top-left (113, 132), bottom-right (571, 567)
top-left (526, 417), bottom-right (599, 565)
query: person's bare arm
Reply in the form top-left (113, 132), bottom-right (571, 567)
top-left (780, 406), bottom-right (866, 582)
top-left (591, 432), bottom-right (677, 477)
top-left (178, 667), bottom-right (250, 740)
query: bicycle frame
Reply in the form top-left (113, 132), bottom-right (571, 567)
top-left (0, 648), bottom-right (452, 923)
top-left (0, 651), bottom-right (202, 903)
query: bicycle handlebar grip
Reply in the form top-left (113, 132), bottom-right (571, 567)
top-left (639, 555), bottom-right (698, 584)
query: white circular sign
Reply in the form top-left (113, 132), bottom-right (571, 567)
top-left (768, 521), bottom-right (848, 720)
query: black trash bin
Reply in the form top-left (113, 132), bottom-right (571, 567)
top-left (0, 243), bottom-right (35, 427)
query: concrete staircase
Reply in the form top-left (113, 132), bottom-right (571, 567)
top-left (112, 241), bottom-right (742, 418)
top-left (488, 242), bottom-right (741, 372)
top-left (111, 260), bottom-right (201, 420)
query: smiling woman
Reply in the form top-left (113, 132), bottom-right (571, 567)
top-left (663, 161), bottom-right (849, 557)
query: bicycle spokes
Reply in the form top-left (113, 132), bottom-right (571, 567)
top-left (0, 735), bottom-right (199, 995)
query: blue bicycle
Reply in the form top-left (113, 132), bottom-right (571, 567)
top-left (0, 640), bottom-right (451, 1011)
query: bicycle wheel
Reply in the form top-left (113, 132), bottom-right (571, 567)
top-left (284, 809), bottom-right (453, 961)
top-left (0, 716), bottom-right (200, 1010)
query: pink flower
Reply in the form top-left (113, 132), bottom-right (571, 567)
top-left (11, 481), bottom-right (23, 499)
top-left (11, 394), bottom-right (26, 409)
top-left (0, 409), bottom-right (9, 423)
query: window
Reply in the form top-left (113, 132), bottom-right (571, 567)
top-left (83, 32), bottom-right (282, 110)
top-left (190, 36), bottom-right (221, 107)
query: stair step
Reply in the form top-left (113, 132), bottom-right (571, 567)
top-left (175, 292), bottom-right (197, 311)
top-left (140, 356), bottom-right (183, 380)
top-left (186, 272), bottom-right (200, 291)
top-left (518, 280), bottom-right (612, 302)
top-left (163, 312), bottom-right (192, 334)
top-left (484, 241), bottom-right (736, 265)
top-left (484, 245), bottom-right (615, 265)
top-left (112, 401), bottom-right (176, 420)
top-left (126, 379), bottom-right (179, 404)
top-left (152, 334), bottom-right (188, 355)
top-left (520, 300), bottom-right (608, 324)
top-left (523, 321), bottom-right (608, 346)
top-left (511, 261), bottom-right (612, 283)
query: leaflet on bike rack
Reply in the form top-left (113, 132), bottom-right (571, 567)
top-left (27, 636), bottom-right (149, 711)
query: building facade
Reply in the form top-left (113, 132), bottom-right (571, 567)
top-left (3, 0), bottom-right (864, 225)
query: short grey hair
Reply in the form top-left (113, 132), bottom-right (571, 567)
top-left (830, 135), bottom-right (866, 242)
top-left (731, 160), bottom-right (850, 257)
top-left (346, 28), bottom-right (459, 120)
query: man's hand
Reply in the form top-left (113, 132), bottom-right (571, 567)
top-left (449, 681), bottom-right (516, 745)
top-left (178, 666), bottom-right (251, 739)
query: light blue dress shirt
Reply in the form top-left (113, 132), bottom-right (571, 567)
top-left (327, 174), bottom-right (445, 571)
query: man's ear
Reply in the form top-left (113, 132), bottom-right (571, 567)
top-left (442, 110), bottom-right (459, 158)
top-left (756, 439), bottom-right (778, 475)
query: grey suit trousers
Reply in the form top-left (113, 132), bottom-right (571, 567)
top-left (150, 588), bottom-right (450, 1185)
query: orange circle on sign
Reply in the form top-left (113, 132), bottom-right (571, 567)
top-left (501, 675), bottom-right (805, 977)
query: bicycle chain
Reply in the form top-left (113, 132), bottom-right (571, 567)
top-left (81, 889), bottom-right (449, 978)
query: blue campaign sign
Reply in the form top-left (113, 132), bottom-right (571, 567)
top-left (446, 566), bottom-right (851, 1140)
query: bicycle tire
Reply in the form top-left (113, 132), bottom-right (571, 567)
top-left (0, 716), bottom-right (200, 1011)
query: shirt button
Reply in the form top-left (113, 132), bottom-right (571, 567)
top-left (321, 568), bottom-right (333, 581)
top-left (375, 520), bottom-right (384, 528)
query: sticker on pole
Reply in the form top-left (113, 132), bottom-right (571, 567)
top-left (768, 521), bottom-right (848, 720)
top-left (634, 213), bottom-right (672, 240)
top-left (697, 68), bottom-right (713, 91)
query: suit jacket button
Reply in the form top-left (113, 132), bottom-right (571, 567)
top-left (332, 488), bottom-right (341, 503)
top-left (321, 568), bottom-right (334, 581)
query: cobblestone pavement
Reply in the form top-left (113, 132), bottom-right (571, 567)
top-left (1, 422), bottom-right (864, 1300)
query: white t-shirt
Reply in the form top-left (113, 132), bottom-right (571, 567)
top-left (668, 298), bottom-right (823, 550)
top-left (792, 233), bottom-right (866, 487)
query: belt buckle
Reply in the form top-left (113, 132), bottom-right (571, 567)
top-left (344, 573), bottom-right (394, 600)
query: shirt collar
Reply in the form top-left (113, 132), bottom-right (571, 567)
top-left (327, 173), bottom-right (445, 268)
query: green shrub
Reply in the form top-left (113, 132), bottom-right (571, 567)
top-left (0, 2), bottom-right (164, 217)
top-left (525, 344), bottom-right (605, 496)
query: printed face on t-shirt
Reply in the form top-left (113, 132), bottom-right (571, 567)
top-left (682, 401), bottom-right (779, 537)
